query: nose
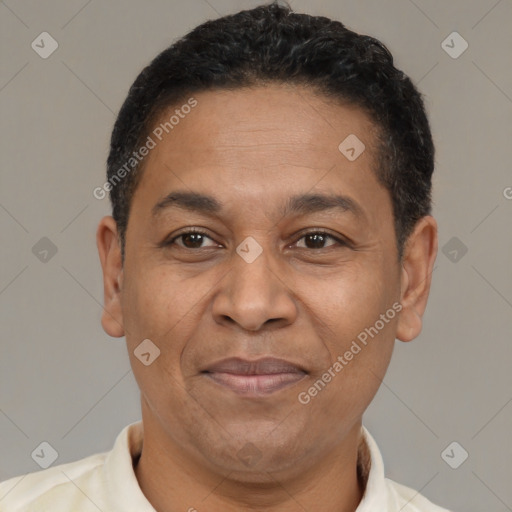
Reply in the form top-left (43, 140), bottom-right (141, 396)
top-left (211, 244), bottom-right (298, 332)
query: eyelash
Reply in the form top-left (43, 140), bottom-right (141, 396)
top-left (164, 228), bottom-right (348, 250)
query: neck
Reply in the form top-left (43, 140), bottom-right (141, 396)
top-left (134, 414), bottom-right (367, 512)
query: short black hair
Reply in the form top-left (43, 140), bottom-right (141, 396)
top-left (107, 1), bottom-right (434, 261)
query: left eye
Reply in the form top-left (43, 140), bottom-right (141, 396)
top-left (167, 230), bottom-right (343, 250)
top-left (295, 232), bottom-right (342, 249)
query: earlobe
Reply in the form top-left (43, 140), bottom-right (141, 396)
top-left (96, 216), bottom-right (125, 338)
top-left (396, 309), bottom-right (423, 342)
top-left (396, 216), bottom-right (438, 343)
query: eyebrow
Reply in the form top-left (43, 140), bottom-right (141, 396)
top-left (152, 190), bottom-right (364, 220)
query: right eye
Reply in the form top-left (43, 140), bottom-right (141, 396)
top-left (164, 229), bottom-right (221, 250)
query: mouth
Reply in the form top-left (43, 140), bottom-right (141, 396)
top-left (201, 357), bottom-right (308, 396)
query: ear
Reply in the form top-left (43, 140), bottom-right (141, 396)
top-left (96, 216), bottom-right (125, 338)
top-left (396, 215), bottom-right (438, 342)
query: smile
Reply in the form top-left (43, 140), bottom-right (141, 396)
top-left (203, 371), bottom-right (307, 395)
top-left (201, 357), bottom-right (308, 396)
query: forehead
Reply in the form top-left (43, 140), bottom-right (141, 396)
top-left (131, 84), bottom-right (389, 225)
top-left (150, 84), bottom-right (379, 170)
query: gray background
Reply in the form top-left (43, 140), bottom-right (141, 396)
top-left (0, 0), bottom-right (511, 511)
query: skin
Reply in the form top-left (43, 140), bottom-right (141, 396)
top-left (97, 83), bottom-right (437, 512)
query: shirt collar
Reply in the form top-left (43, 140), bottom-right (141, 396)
top-left (356, 425), bottom-right (391, 511)
top-left (104, 420), bottom-right (156, 511)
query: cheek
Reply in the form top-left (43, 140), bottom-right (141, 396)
top-left (120, 267), bottom-right (200, 407)
top-left (305, 257), bottom-right (397, 340)
top-left (298, 259), bottom-right (398, 409)
top-left (121, 265), bottom-right (204, 341)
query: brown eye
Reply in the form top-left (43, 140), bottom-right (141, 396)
top-left (167, 230), bottom-right (219, 249)
top-left (296, 232), bottom-right (343, 250)
top-left (179, 233), bottom-right (207, 248)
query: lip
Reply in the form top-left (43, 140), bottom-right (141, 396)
top-left (202, 357), bottom-right (308, 396)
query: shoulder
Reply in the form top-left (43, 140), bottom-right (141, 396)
top-left (0, 422), bottom-right (146, 512)
top-left (385, 477), bottom-right (453, 512)
top-left (0, 451), bottom-right (107, 512)
top-left (359, 425), bottom-right (453, 512)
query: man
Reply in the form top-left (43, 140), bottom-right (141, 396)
top-left (0, 2), bottom-right (451, 511)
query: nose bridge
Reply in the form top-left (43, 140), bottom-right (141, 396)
top-left (232, 236), bottom-right (280, 303)
top-left (212, 236), bottom-right (297, 331)
top-left (234, 238), bottom-right (275, 292)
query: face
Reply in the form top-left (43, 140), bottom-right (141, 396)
top-left (97, 83), bottom-right (436, 480)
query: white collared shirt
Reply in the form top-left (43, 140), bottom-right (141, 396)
top-left (0, 421), bottom-right (452, 511)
